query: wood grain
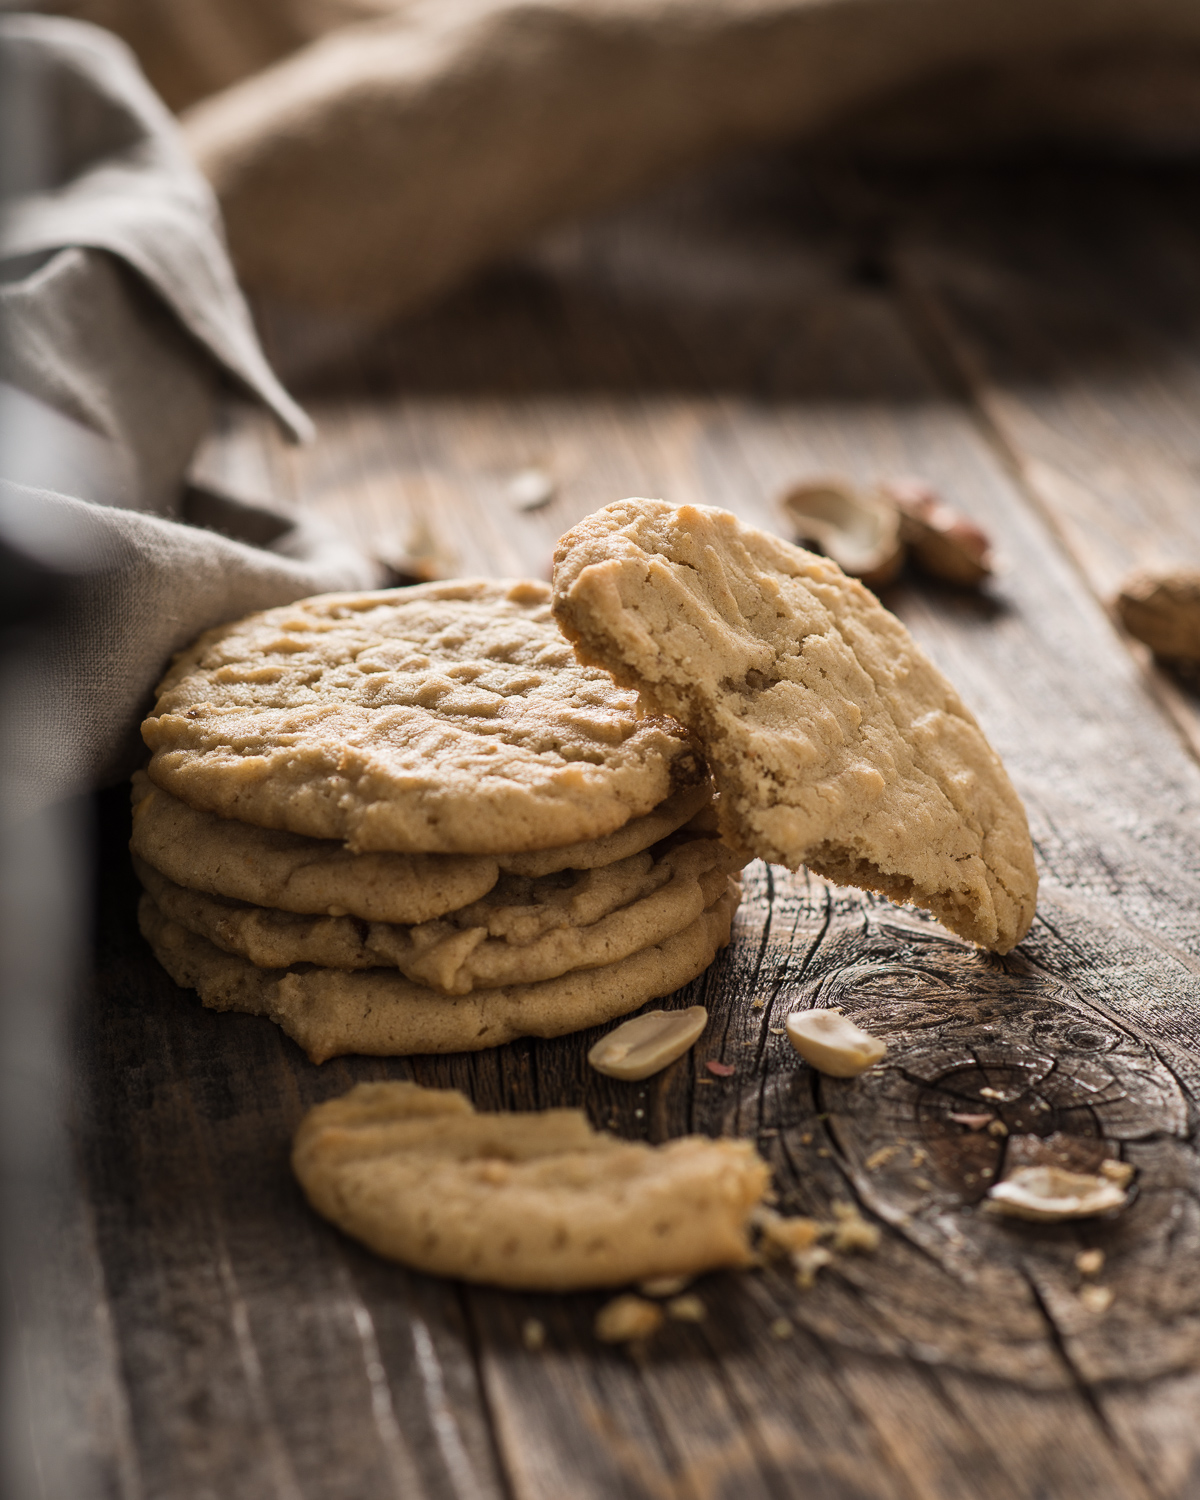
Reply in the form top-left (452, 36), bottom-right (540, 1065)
top-left (75, 156), bottom-right (1200, 1498)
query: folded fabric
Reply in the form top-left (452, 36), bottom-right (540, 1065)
top-left (27, 0), bottom-right (398, 111)
top-left (1, 14), bottom-right (310, 504)
top-left (0, 479), bottom-right (379, 817)
top-left (165, 0), bottom-right (1200, 319)
top-left (0, 16), bottom-right (380, 812)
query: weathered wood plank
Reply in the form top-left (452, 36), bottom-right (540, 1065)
top-left (889, 163), bottom-right (1200, 758)
top-left (0, 800), bottom-right (142, 1500)
top-left (113, 157), bottom-right (1200, 1497)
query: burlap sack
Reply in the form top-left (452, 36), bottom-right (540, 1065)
top-left (167, 0), bottom-right (1200, 320)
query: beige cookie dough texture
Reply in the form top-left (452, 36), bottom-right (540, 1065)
top-left (131, 772), bottom-right (710, 924)
top-left (130, 771), bottom-right (500, 924)
top-left (141, 579), bottom-right (700, 854)
top-left (552, 499), bottom-right (1037, 953)
top-left (292, 1081), bottom-right (769, 1290)
top-left (139, 882), bottom-right (739, 1061)
top-left (137, 832), bottom-right (741, 992)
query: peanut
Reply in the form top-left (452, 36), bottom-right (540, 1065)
top-left (986, 1165), bottom-right (1128, 1222)
top-left (1116, 568), bottom-right (1200, 659)
top-left (588, 1005), bottom-right (707, 1081)
top-left (785, 1009), bottom-right (886, 1077)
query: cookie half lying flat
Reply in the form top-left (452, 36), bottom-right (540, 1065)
top-left (141, 579), bottom-right (700, 854)
top-left (130, 771), bottom-right (499, 924)
top-left (292, 1081), bottom-right (769, 1290)
top-left (136, 833), bottom-right (741, 991)
top-left (553, 500), bottom-right (1037, 953)
top-left (138, 883), bottom-right (739, 1061)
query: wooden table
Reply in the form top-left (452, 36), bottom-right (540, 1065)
top-left (32, 156), bottom-right (1200, 1498)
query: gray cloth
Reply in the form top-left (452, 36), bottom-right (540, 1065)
top-left (0, 478), bottom-right (376, 816)
top-left (0, 15), bottom-right (381, 814)
top-left (1, 13), bottom-right (311, 444)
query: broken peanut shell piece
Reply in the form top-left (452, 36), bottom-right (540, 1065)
top-left (986, 1165), bottom-right (1129, 1223)
top-left (786, 1009), bottom-right (887, 1078)
top-left (780, 477), bottom-right (904, 587)
top-left (880, 477), bottom-right (993, 588)
top-left (1115, 568), bottom-right (1200, 660)
top-left (588, 1006), bottom-right (708, 1081)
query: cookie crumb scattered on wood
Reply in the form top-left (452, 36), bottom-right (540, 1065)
top-left (595, 1295), bottom-right (664, 1343)
top-left (639, 1274), bottom-right (690, 1298)
top-left (666, 1294), bottom-right (706, 1323)
top-left (1079, 1285), bottom-right (1114, 1315)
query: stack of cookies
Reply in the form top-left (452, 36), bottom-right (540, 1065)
top-left (133, 580), bottom-right (743, 1062)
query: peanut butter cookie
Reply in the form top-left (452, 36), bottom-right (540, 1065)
top-left (138, 881), bottom-right (740, 1061)
top-left (142, 579), bottom-right (700, 853)
top-left (552, 500), bottom-right (1037, 953)
top-left (136, 833), bottom-right (742, 991)
top-left (291, 1081), bottom-right (769, 1289)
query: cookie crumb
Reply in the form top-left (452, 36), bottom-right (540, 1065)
top-left (830, 1203), bottom-right (881, 1254)
top-left (1075, 1249), bottom-right (1105, 1277)
top-left (595, 1295), bottom-right (664, 1343)
top-left (864, 1144), bottom-right (899, 1170)
top-left (640, 1274), bottom-right (690, 1298)
top-left (1079, 1285), bottom-right (1114, 1315)
top-left (794, 1247), bottom-right (834, 1290)
top-left (769, 1316), bottom-right (794, 1340)
top-left (756, 1209), bottom-right (826, 1259)
top-left (666, 1294), bottom-right (706, 1323)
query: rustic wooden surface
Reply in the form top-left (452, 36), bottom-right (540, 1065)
top-left (29, 158), bottom-right (1200, 1499)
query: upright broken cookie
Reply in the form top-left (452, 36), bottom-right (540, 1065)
top-left (552, 499), bottom-right (1037, 953)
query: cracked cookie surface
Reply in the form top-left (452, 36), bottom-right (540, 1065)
top-left (142, 579), bottom-right (700, 853)
top-left (131, 773), bottom-right (710, 924)
top-left (137, 831), bottom-right (742, 991)
top-left (138, 882), bottom-right (740, 1060)
top-left (552, 499), bottom-right (1037, 952)
top-left (291, 1081), bottom-right (769, 1290)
